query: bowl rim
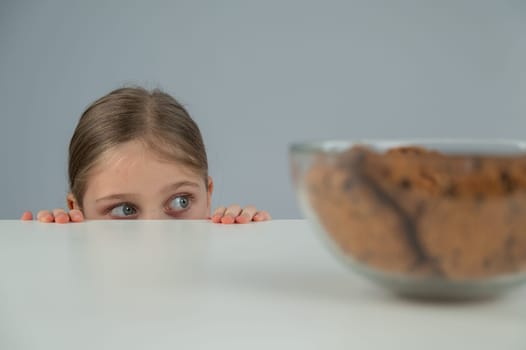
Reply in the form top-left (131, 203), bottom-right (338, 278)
top-left (289, 138), bottom-right (526, 154)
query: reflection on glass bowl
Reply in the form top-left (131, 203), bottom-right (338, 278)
top-left (290, 139), bottom-right (526, 299)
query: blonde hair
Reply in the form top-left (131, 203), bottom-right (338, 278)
top-left (68, 86), bottom-right (208, 208)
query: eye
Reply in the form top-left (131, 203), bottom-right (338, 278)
top-left (110, 203), bottom-right (137, 217)
top-left (169, 195), bottom-right (191, 211)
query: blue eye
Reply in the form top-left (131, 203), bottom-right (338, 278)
top-left (169, 195), bottom-right (191, 211)
top-left (110, 203), bottom-right (137, 217)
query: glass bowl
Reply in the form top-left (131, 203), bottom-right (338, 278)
top-left (290, 139), bottom-right (526, 299)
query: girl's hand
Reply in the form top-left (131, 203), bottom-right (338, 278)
top-left (20, 209), bottom-right (85, 223)
top-left (210, 205), bottom-right (271, 224)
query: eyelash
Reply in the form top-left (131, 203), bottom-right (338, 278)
top-left (165, 193), bottom-right (195, 215)
top-left (105, 202), bottom-right (139, 218)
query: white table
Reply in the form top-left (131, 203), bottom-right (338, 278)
top-left (0, 220), bottom-right (524, 350)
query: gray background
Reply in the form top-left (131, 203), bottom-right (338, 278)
top-left (1, 0), bottom-right (525, 219)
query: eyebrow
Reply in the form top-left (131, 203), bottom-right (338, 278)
top-left (160, 180), bottom-right (201, 193)
top-left (95, 181), bottom-right (201, 203)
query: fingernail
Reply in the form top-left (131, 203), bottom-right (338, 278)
top-left (221, 215), bottom-right (235, 224)
top-left (235, 215), bottom-right (246, 223)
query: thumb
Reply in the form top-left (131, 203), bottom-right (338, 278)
top-left (20, 211), bottom-right (33, 221)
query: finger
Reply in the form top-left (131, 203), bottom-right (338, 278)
top-left (20, 211), bottom-right (33, 221)
top-left (224, 205), bottom-right (242, 217)
top-left (235, 205), bottom-right (257, 224)
top-left (53, 208), bottom-right (70, 224)
top-left (37, 210), bottom-right (54, 223)
top-left (211, 206), bottom-right (226, 223)
top-left (69, 209), bottom-right (84, 222)
top-left (221, 205), bottom-right (242, 224)
top-left (253, 210), bottom-right (272, 222)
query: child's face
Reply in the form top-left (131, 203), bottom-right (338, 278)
top-left (73, 141), bottom-right (212, 220)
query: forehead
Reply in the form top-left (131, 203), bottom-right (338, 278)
top-left (86, 141), bottom-right (203, 194)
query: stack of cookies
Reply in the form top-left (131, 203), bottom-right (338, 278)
top-left (306, 145), bottom-right (526, 280)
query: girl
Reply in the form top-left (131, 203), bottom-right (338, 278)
top-left (20, 86), bottom-right (271, 224)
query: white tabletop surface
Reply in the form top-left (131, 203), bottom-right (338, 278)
top-left (0, 219), bottom-right (524, 350)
